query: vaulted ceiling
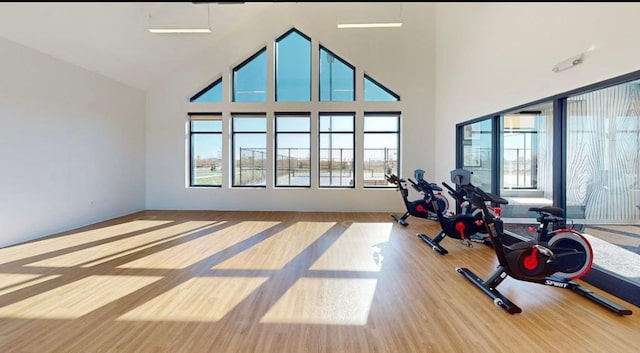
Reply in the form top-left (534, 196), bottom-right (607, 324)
top-left (0, 2), bottom-right (416, 92)
top-left (0, 2), bottom-right (275, 91)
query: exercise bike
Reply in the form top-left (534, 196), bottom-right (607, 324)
top-left (414, 169), bottom-right (495, 255)
top-left (527, 205), bottom-right (569, 241)
top-left (454, 179), bottom-right (632, 316)
top-left (386, 170), bottom-right (449, 226)
top-left (439, 168), bottom-right (496, 236)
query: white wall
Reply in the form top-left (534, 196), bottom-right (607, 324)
top-left (0, 37), bottom-right (146, 248)
top-left (146, 2), bottom-right (436, 212)
top-left (434, 2), bottom-right (640, 187)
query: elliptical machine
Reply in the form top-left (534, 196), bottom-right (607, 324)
top-left (386, 169), bottom-right (449, 226)
top-left (454, 176), bottom-right (632, 315)
top-left (414, 169), bottom-right (494, 255)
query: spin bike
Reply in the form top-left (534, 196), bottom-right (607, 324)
top-left (454, 181), bottom-right (632, 316)
top-left (386, 170), bottom-right (449, 226)
top-left (528, 205), bottom-right (568, 241)
top-left (414, 169), bottom-right (494, 255)
top-left (439, 168), bottom-right (495, 236)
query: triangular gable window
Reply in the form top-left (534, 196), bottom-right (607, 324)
top-left (319, 46), bottom-right (355, 102)
top-left (364, 74), bottom-right (400, 101)
top-left (188, 28), bottom-right (401, 104)
top-left (233, 47), bottom-right (267, 102)
top-left (275, 28), bottom-right (311, 102)
top-left (190, 77), bottom-right (222, 102)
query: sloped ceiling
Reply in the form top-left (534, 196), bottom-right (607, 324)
top-left (0, 2), bottom-right (273, 92)
top-left (0, 2), bottom-right (417, 92)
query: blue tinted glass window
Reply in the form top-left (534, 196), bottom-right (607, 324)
top-left (319, 115), bottom-right (354, 132)
top-left (191, 120), bottom-right (222, 132)
top-left (319, 113), bottom-right (355, 187)
top-left (363, 114), bottom-right (400, 187)
top-left (233, 48), bottom-right (267, 102)
top-left (189, 114), bottom-right (223, 187)
top-left (191, 78), bottom-right (222, 102)
top-left (276, 115), bottom-right (311, 187)
top-left (276, 116), bottom-right (310, 132)
top-left (363, 115), bottom-right (398, 131)
top-left (233, 116), bottom-right (267, 132)
top-left (319, 47), bottom-right (354, 101)
top-left (276, 29), bottom-right (311, 102)
top-left (232, 115), bottom-right (267, 186)
top-left (364, 75), bottom-right (399, 101)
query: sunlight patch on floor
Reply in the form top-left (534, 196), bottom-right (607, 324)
top-left (0, 274), bottom-right (61, 296)
top-left (117, 277), bottom-right (268, 322)
top-left (0, 275), bottom-right (162, 319)
top-left (24, 221), bottom-right (219, 268)
top-left (260, 278), bottom-right (377, 325)
top-left (0, 220), bottom-right (171, 265)
top-left (213, 222), bottom-right (335, 270)
top-left (117, 221), bottom-right (279, 269)
top-left (583, 233), bottom-right (640, 279)
top-left (310, 222), bottom-right (392, 272)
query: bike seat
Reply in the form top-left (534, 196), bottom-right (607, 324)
top-left (529, 206), bottom-right (564, 217)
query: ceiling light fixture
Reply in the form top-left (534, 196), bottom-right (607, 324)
top-left (338, 3), bottom-right (403, 29)
top-left (148, 28), bottom-right (211, 34)
top-left (147, 3), bottom-right (212, 34)
top-left (337, 22), bottom-right (403, 29)
top-left (552, 53), bottom-right (584, 73)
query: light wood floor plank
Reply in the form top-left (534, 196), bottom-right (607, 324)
top-left (0, 210), bottom-right (637, 353)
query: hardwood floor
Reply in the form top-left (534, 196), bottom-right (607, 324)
top-left (0, 210), bottom-right (638, 353)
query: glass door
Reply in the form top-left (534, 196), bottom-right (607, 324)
top-left (459, 119), bottom-right (493, 190)
top-left (499, 102), bottom-right (554, 218)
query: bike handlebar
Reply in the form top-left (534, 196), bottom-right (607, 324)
top-left (408, 177), bottom-right (443, 192)
top-left (462, 184), bottom-right (509, 206)
top-left (441, 181), bottom-right (466, 204)
top-left (441, 181), bottom-right (456, 193)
